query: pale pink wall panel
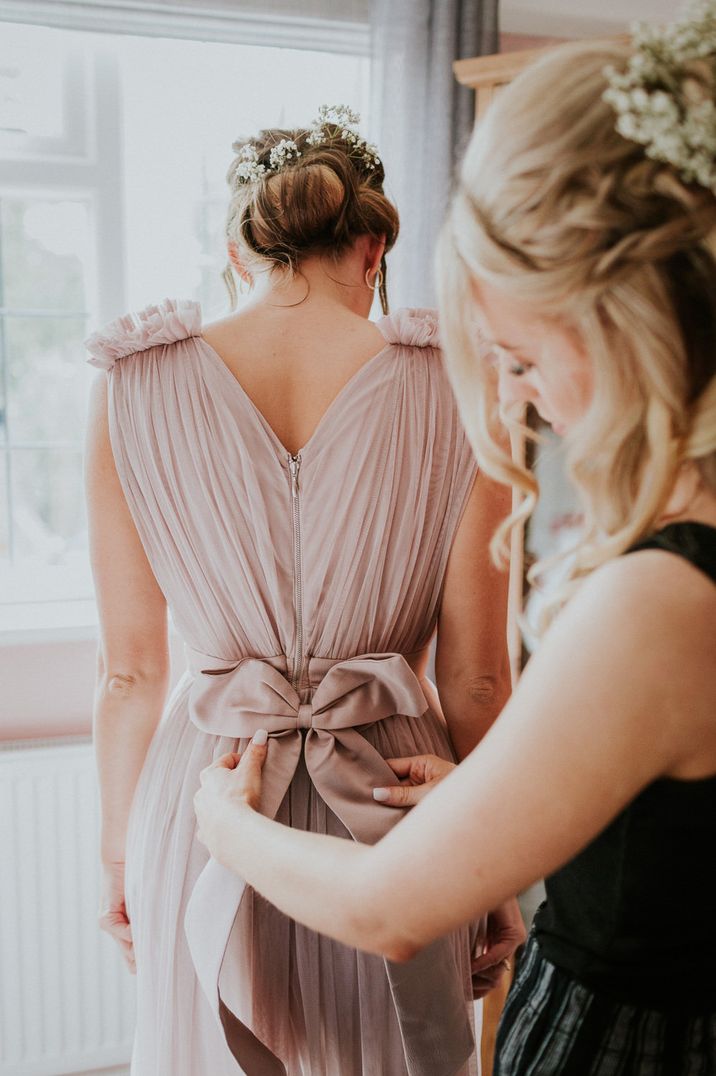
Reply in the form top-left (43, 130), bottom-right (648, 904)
top-left (0, 633), bottom-right (187, 741)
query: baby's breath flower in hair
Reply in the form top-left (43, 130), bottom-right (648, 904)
top-left (269, 138), bottom-right (301, 171)
top-left (318, 104), bottom-right (360, 127)
top-left (306, 103), bottom-right (382, 171)
top-left (229, 137), bottom-right (301, 189)
top-left (232, 143), bottom-right (267, 185)
top-left (603, 0), bottom-right (716, 193)
top-left (230, 104), bottom-right (382, 192)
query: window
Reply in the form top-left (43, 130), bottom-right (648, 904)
top-left (0, 19), bottom-right (370, 636)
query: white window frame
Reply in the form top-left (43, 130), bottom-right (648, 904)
top-left (0, 7), bottom-right (371, 746)
top-left (0, 38), bottom-right (126, 644)
top-left (0, 1), bottom-right (370, 55)
top-left (0, 6), bottom-right (370, 644)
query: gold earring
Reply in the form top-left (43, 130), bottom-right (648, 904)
top-left (365, 266), bottom-right (384, 291)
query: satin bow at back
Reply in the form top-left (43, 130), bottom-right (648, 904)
top-left (187, 649), bottom-right (429, 840)
top-left (183, 648), bottom-right (476, 1076)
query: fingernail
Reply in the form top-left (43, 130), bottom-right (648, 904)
top-left (373, 787), bottom-right (390, 802)
top-left (252, 729), bottom-right (268, 746)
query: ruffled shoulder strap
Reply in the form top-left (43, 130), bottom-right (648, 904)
top-left (375, 307), bottom-right (440, 349)
top-left (85, 298), bottom-right (202, 371)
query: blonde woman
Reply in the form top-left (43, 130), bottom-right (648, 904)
top-left (84, 106), bottom-right (516, 1076)
top-left (194, 8), bottom-right (716, 1074)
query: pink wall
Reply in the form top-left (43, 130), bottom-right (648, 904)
top-left (0, 639), bottom-right (96, 740)
top-left (0, 632), bottom-right (187, 741)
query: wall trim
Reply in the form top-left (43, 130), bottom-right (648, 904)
top-left (0, 1), bottom-right (370, 55)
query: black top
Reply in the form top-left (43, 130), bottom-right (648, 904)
top-left (534, 522), bottom-right (716, 1010)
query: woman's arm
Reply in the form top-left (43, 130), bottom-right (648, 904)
top-left (432, 474), bottom-right (519, 994)
top-left (435, 471), bottom-right (512, 759)
top-left (196, 549), bottom-right (714, 961)
top-left (85, 373), bottom-right (170, 965)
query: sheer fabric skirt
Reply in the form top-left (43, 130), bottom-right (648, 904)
top-left (125, 674), bottom-right (481, 1076)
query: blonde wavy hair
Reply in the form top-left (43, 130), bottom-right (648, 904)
top-left (438, 38), bottom-right (716, 617)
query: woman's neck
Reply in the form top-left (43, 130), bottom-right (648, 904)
top-left (247, 251), bottom-right (374, 319)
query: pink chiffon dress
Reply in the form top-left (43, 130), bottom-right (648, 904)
top-left (85, 299), bottom-right (482, 1076)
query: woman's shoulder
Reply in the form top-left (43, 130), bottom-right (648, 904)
top-left (375, 307), bottom-right (440, 350)
top-left (84, 297), bottom-right (202, 371)
top-left (555, 540), bottom-right (716, 663)
top-left (521, 545), bottom-right (714, 756)
top-left (581, 539), bottom-right (714, 609)
top-left (627, 520), bottom-right (716, 586)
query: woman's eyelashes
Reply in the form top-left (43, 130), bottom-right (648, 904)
top-left (478, 335), bottom-right (534, 377)
top-left (507, 358), bottom-right (533, 377)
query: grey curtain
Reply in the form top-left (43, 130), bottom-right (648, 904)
top-left (370, 0), bottom-right (498, 309)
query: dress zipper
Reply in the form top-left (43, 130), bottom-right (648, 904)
top-left (288, 453), bottom-right (304, 691)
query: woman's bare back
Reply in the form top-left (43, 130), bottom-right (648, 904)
top-left (202, 301), bottom-right (390, 456)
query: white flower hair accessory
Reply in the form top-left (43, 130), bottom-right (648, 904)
top-left (268, 138), bottom-right (301, 171)
top-left (232, 143), bottom-right (267, 185)
top-left (230, 140), bottom-right (288, 188)
top-left (230, 104), bottom-right (381, 191)
top-left (603, 0), bottom-right (716, 193)
top-left (306, 104), bottom-right (382, 171)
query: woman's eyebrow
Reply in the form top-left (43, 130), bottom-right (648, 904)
top-left (486, 338), bottom-right (525, 354)
top-left (476, 327), bottom-right (526, 354)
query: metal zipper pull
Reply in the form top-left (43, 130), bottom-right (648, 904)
top-left (287, 453), bottom-right (304, 689)
top-left (289, 453), bottom-right (301, 497)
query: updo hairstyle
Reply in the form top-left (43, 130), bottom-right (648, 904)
top-left (438, 39), bottom-right (716, 603)
top-left (224, 126), bottom-right (399, 313)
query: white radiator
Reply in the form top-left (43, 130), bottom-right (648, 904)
top-left (0, 739), bottom-right (135, 1076)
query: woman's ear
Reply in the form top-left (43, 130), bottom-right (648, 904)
top-left (227, 241), bottom-right (252, 284)
top-left (365, 233), bottom-right (387, 277)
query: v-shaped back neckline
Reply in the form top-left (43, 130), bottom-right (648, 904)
top-left (195, 334), bottom-right (394, 460)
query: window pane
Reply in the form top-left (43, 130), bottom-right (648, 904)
top-left (0, 449), bottom-right (8, 559)
top-left (10, 447), bottom-right (87, 566)
top-left (0, 23), bottom-right (70, 147)
top-left (119, 36), bottom-right (370, 315)
top-left (0, 334), bottom-right (6, 445)
top-left (5, 317), bottom-right (90, 444)
top-left (196, 195), bottom-right (234, 316)
top-left (1, 23), bottom-right (370, 618)
top-left (1, 198), bottom-right (91, 312)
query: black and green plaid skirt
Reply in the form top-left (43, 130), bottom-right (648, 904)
top-left (495, 930), bottom-right (716, 1075)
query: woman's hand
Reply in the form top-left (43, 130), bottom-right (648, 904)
top-left (194, 731), bottom-right (269, 865)
top-left (470, 897), bottom-right (526, 999)
top-left (98, 860), bottom-right (135, 974)
top-left (372, 754), bottom-right (457, 807)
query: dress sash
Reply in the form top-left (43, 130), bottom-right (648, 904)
top-left (183, 647), bottom-right (476, 1076)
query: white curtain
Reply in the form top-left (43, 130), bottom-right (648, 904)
top-left (370, 0), bottom-right (499, 309)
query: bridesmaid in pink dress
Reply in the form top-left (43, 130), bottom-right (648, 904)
top-left (84, 109), bottom-right (519, 1075)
